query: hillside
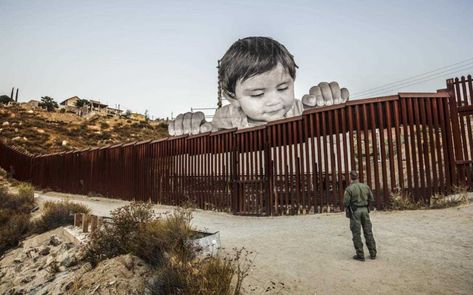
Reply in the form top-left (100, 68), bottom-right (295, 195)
top-left (0, 104), bottom-right (168, 155)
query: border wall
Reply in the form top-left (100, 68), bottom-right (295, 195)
top-left (1, 76), bottom-right (472, 215)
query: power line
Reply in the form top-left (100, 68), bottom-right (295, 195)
top-left (351, 57), bottom-right (473, 97)
top-left (352, 64), bottom-right (473, 99)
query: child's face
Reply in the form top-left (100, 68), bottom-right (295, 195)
top-left (233, 63), bottom-right (295, 122)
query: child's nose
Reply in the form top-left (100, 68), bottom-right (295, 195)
top-left (265, 94), bottom-right (282, 106)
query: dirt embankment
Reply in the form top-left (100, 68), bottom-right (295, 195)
top-left (0, 104), bottom-right (168, 155)
top-left (34, 192), bottom-right (473, 295)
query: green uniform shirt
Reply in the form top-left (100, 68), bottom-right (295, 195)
top-left (343, 180), bottom-right (374, 208)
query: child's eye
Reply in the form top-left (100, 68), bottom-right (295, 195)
top-left (251, 93), bottom-right (264, 98)
top-left (278, 87), bottom-right (288, 91)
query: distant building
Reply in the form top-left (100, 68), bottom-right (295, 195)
top-left (106, 107), bottom-right (123, 117)
top-left (57, 96), bottom-right (129, 119)
top-left (89, 100), bottom-right (108, 110)
top-left (130, 112), bottom-right (146, 121)
top-left (60, 96), bottom-right (80, 107)
top-left (23, 99), bottom-right (40, 109)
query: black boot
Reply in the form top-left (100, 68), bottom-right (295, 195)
top-left (353, 255), bottom-right (365, 261)
top-left (370, 251), bottom-right (377, 260)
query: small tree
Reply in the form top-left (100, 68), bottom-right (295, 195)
top-left (0, 95), bottom-right (12, 104)
top-left (123, 109), bottom-right (132, 118)
top-left (75, 99), bottom-right (90, 108)
top-left (144, 109), bottom-right (149, 121)
top-left (39, 96), bottom-right (59, 112)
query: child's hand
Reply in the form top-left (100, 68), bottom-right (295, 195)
top-left (168, 111), bottom-right (213, 136)
top-left (301, 81), bottom-right (349, 108)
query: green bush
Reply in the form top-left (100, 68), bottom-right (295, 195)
top-left (32, 200), bottom-right (90, 234)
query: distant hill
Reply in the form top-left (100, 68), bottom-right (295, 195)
top-left (0, 104), bottom-right (168, 155)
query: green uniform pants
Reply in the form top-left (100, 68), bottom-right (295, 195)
top-left (350, 207), bottom-right (377, 258)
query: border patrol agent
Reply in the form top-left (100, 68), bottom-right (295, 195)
top-left (344, 170), bottom-right (377, 261)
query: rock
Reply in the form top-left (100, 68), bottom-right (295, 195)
top-left (63, 242), bottom-right (75, 250)
top-left (2, 121), bottom-right (9, 126)
top-left (37, 128), bottom-right (45, 134)
top-left (13, 257), bottom-right (22, 264)
top-left (62, 140), bottom-right (68, 146)
top-left (22, 137), bottom-right (27, 141)
top-left (10, 113), bottom-right (16, 118)
top-left (20, 275), bottom-right (35, 283)
top-left (27, 110), bottom-right (34, 114)
top-left (38, 246), bottom-right (50, 256)
top-left (14, 128), bottom-right (18, 132)
top-left (58, 252), bottom-right (77, 267)
top-left (49, 235), bottom-right (62, 247)
top-left (12, 122), bottom-right (16, 126)
top-left (12, 136), bottom-right (21, 141)
top-left (63, 280), bottom-right (74, 291)
top-left (45, 256), bottom-right (55, 268)
top-left (121, 255), bottom-right (134, 270)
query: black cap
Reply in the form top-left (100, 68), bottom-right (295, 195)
top-left (350, 170), bottom-right (359, 180)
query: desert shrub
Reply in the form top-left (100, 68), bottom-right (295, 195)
top-left (83, 202), bottom-right (157, 266)
top-left (0, 167), bottom-right (8, 179)
top-left (32, 200), bottom-right (90, 234)
top-left (0, 184), bottom-right (35, 214)
top-left (389, 190), bottom-right (425, 210)
top-left (430, 186), bottom-right (469, 209)
top-left (100, 122), bottom-right (110, 129)
top-left (131, 121), bottom-right (151, 129)
top-left (0, 185), bottom-right (35, 255)
top-left (83, 203), bottom-right (252, 294)
top-left (83, 203), bottom-right (195, 266)
top-left (150, 248), bottom-right (253, 295)
top-left (18, 182), bottom-right (34, 199)
top-left (129, 208), bottom-right (195, 266)
top-left (0, 213), bottom-right (31, 256)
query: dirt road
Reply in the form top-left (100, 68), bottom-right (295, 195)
top-left (37, 192), bottom-right (473, 295)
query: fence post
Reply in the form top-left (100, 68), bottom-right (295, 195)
top-left (264, 131), bottom-right (273, 215)
top-left (231, 131), bottom-right (239, 214)
top-left (447, 81), bottom-right (464, 186)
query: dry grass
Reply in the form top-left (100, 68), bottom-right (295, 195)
top-left (390, 185), bottom-right (470, 211)
top-left (430, 185), bottom-right (470, 209)
top-left (0, 185), bottom-right (35, 256)
top-left (389, 190), bottom-right (425, 210)
top-left (82, 202), bottom-right (253, 294)
top-left (148, 247), bottom-right (253, 295)
top-left (0, 104), bottom-right (168, 155)
top-left (31, 200), bottom-right (90, 234)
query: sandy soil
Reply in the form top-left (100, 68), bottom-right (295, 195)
top-left (36, 192), bottom-right (473, 295)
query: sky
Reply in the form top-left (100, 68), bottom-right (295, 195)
top-left (1, 0), bottom-right (472, 119)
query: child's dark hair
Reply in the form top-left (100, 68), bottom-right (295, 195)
top-left (217, 36), bottom-right (298, 105)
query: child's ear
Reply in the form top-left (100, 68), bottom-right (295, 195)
top-left (226, 94), bottom-right (240, 108)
